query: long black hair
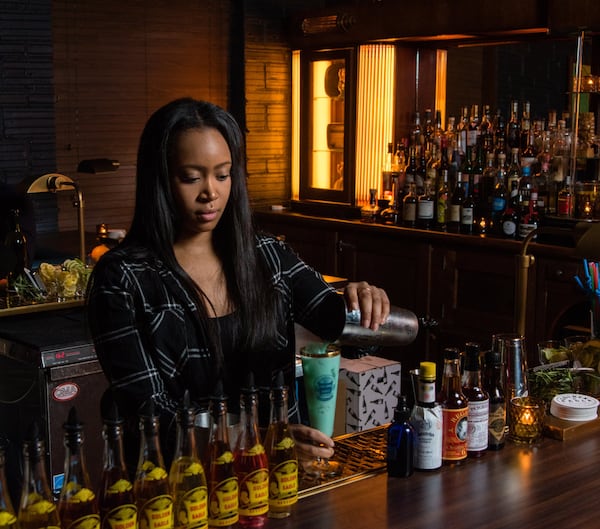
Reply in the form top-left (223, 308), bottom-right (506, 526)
top-left (125, 98), bottom-right (281, 366)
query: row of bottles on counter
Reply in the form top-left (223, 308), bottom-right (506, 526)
top-left (387, 340), bottom-right (508, 477)
top-left (364, 100), bottom-right (595, 232)
top-left (0, 371), bottom-right (298, 529)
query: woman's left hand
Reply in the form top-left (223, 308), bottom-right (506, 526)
top-left (343, 281), bottom-right (390, 331)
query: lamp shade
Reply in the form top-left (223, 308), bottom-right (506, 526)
top-left (26, 173), bottom-right (76, 194)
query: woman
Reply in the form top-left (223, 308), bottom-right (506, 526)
top-left (87, 98), bottom-right (389, 468)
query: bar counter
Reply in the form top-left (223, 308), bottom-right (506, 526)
top-left (280, 427), bottom-right (600, 528)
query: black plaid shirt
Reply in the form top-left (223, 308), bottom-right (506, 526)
top-left (87, 234), bottom-right (344, 446)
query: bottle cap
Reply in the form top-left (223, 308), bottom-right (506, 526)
top-left (443, 347), bottom-right (461, 360)
top-left (419, 361), bottom-right (436, 380)
top-left (394, 395), bottom-right (411, 422)
top-left (100, 389), bottom-right (124, 425)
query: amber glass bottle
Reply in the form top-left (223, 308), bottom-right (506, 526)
top-left (0, 439), bottom-right (18, 529)
top-left (437, 348), bottom-right (468, 465)
top-left (17, 423), bottom-right (60, 529)
top-left (57, 408), bottom-right (100, 529)
top-left (263, 371), bottom-right (298, 519)
top-left (206, 382), bottom-right (238, 529)
top-left (461, 343), bottom-right (489, 457)
top-left (482, 349), bottom-right (506, 451)
top-left (98, 391), bottom-right (137, 529)
top-left (169, 391), bottom-right (208, 529)
top-left (134, 401), bottom-right (173, 529)
top-left (233, 373), bottom-right (269, 528)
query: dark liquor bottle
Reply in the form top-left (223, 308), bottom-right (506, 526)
top-left (461, 343), bottom-right (489, 457)
top-left (360, 188), bottom-right (380, 223)
top-left (17, 423), bottom-right (61, 529)
top-left (506, 147), bottom-right (521, 192)
top-left (501, 181), bottom-right (520, 239)
top-left (480, 104), bottom-right (494, 154)
top-left (99, 391), bottom-right (137, 529)
top-left (169, 391), bottom-right (208, 529)
top-left (483, 349), bottom-right (506, 451)
top-left (4, 209), bottom-right (28, 277)
top-left (134, 401), bottom-right (174, 529)
top-left (448, 171), bottom-right (465, 234)
top-left (410, 362), bottom-right (442, 471)
top-left (206, 382), bottom-right (238, 529)
top-left (58, 408), bottom-right (101, 529)
top-left (436, 164), bottom-right (450, 231)
top-left (517, 191), bottom-right (539, 241)
top-left (263, 371), bottom-right (298, 519)
top-left (0, 439), bottom-right (18, 529)
top-left (438, 348), bottom-right (468, 465)
top-left (506, 100), bottom-right (521, 150)
top-left (402, 182), bottom-right (417, 228)
top-left (386, 396), bottom-right (414, 478)
top-left (417, 180), bottom-right (434, 230)
top-left (481, 152), bottom-right (497, 223)
top-left (416, 149), bottom-right (427, 195)
top-left (494, 111), bottom-right (507, 158)
top-left (467, 104), bottom-right (480, 148)
top-left (233, 373), bottom-right (269, 528)
top-left (520, 100), bottom-right (531, 153)
top-left (490, 158), bottom-right (508, 236)
top-left (460, 174), bottom-right (475, 236)
top-left (410, 112), bottom-right (422, 150)
top-left (557, 176), bottom-right (573, 217)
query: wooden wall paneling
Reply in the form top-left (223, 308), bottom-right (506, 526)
top-left (52, 0), bottom-right (231, 233)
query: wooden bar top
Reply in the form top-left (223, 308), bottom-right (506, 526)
top-left (274, 430), bottom-right (600, 528)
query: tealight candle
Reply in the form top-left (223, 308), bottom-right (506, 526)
top-left (509, 396), bottom-right (545, 444)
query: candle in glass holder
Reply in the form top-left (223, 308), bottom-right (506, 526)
top-left (508, 397), bottom-right (545, 444)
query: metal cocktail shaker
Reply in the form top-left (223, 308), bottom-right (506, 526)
top-left (335, 306), bottom-right (419, 347)
top-left (493, 333), bottom-right (529, 401)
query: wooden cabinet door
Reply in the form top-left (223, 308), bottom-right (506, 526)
top-left (255, 215), bottom-right (339, 276)
top-left (429, 244), bottom-right (517, 356)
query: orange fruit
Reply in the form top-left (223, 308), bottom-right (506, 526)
top-left (90, 244), bottom-right (110, 263)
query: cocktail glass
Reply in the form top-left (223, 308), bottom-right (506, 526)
top-left (300, 343), bottom-right (342, 479)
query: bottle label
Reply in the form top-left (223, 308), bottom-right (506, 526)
top-left (268, 460), bottom-right (298, 508)
top-left (491, 196), bottom-right (506, 213)
top-left (417, 380), bottom-right (436, 404)
top-left (417, 200), bottom-right (434, 219)
top-left (441, 407), bottom-right (468, 461)
top-left (0, 512), bottom-right (17, 527)
top-left (65, 514), bottom-right (101, 529)
top-left (466, 399), bottom-right (490, 452)
top-left (208, 478), bottom-right (238, 527)
top-left (449, 204), bottom-right (460, 223)
top-left (558, 196), bottom-right (572, 216)
top-left (175, 486), bottom-right (208, 529)
top-left (139, 495), bottom-right (174, 529)
top-left (238, 468), bottom-right (269, 517)
top-left (488, 402), bottom-right (507, 446)
top-left (502, 219), bottom-right (516, 236)
top-left (437, 195), bottom-right (448, 224)
top-left (518, 222), bottom-right (537, 239)
top-left (103, 504), bottom-right (138, 529)
top-left (403, 203), bottom-right (416, 222)
top-left (460, 206), bottom-right (473, 225)
top-left (411, 404), bottom-right (443, 470)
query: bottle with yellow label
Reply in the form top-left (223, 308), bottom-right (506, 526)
top-left (233, 373), bottom-right (268, 528)
top-left (57, 407), bottom-right (101, 529)
top-left (169, 391), bottom-right (208, 529)
top-left (98, 391), bottom-right (137, 529)
top-left (0, 438), bottom-right (18, 529)
top-left (134, 401), bottom-right (173, 529)
top-left (206, 381), bottom-right (238, 529)
top-left (263, 371), bottom-right (298, 519)
top-left (17, 423), bottom-right (61, 529)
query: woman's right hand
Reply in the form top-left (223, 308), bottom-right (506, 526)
top-left (289, 423), bottom-right (335, 462)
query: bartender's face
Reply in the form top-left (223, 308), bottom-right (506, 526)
top-left (170, 127), bottom-right (232, 236)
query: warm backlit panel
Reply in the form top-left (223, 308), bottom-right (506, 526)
top-left (355, 44), bottom-right (396, 204)
top-left (292, 50), bottom-right (300, 200)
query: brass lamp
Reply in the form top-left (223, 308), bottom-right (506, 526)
top-left (26, 173), bottom-right (86, 263)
